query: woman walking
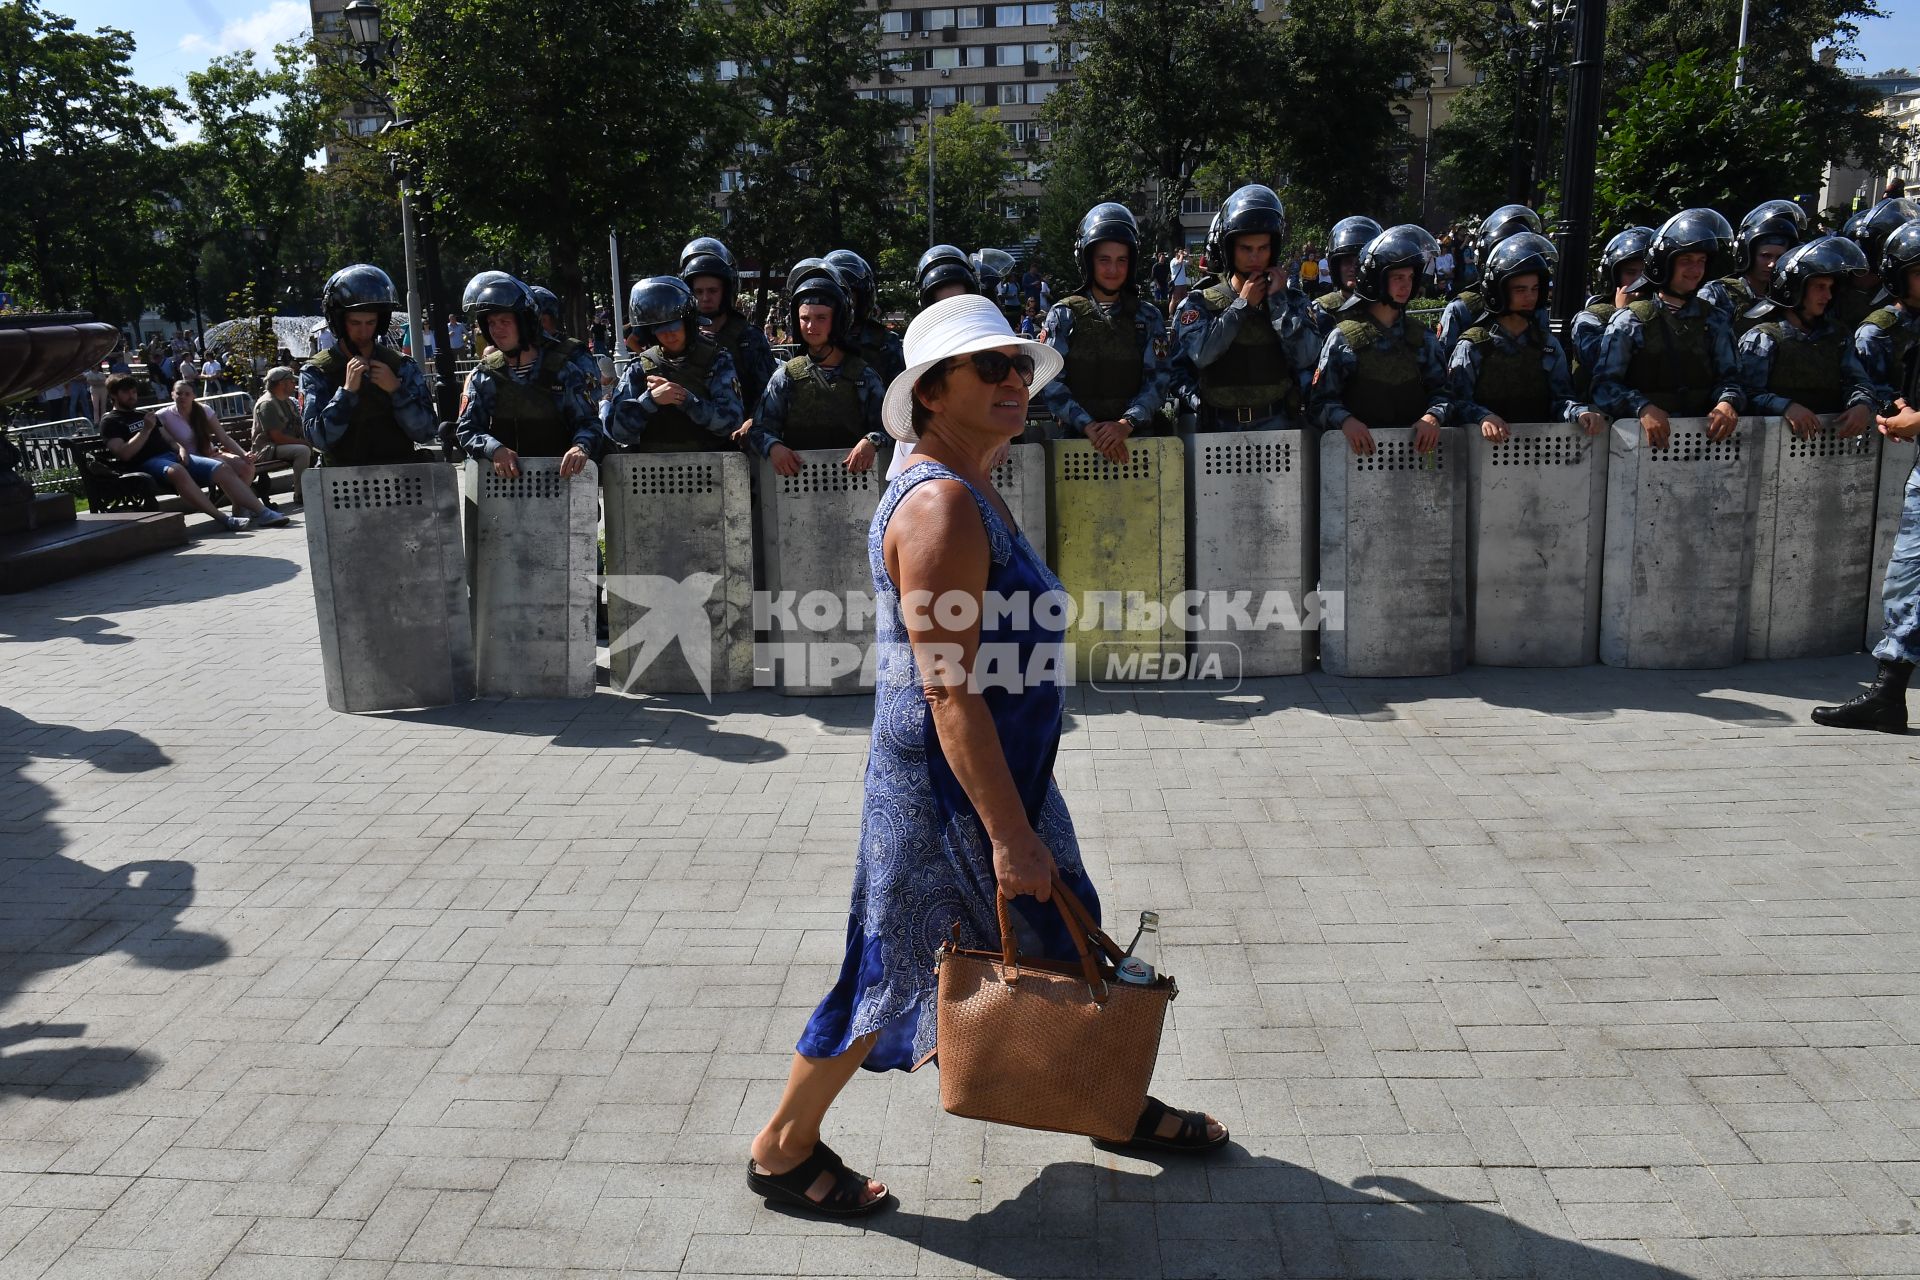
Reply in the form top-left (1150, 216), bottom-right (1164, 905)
top-left (747, 294), bottom-right (1227, 1219)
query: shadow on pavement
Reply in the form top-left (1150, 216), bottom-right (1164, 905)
top-left (0, 551), bottom-right (301, 646)
top-left (380, 694), bottom-right (789, 761)
top-left (860, 1156), bottom-right (1695, 1280)
top-left (0, 706), bottom-right (227, 1099)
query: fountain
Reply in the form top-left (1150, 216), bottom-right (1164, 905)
top-left (1, 313), bottom-right (188, 592)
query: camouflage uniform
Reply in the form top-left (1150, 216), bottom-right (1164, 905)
top-left (1434, 290), bottom-right (1481, 352)
top-left (1447, 322), bottom-right (1593, 427)
top-left (751, 352), bottom-right (887, 458)
top-left (704, 309), bottom-right (779, 413)
top-left (299, 346), bottom-right (437, 465)
top-left (603, 335), bottom-right (744, 452)
top-left (1174, 279), bottom-right (1320, 430)
top-left (1589, 296), bottom-right (1746, 420)
top-left (455, 338), bottom-right (603, 462)
top-left (1567, 301), bottom-right (1615, 399)
top-left (1737, 318), bottom-right (1874, 417)
top-left (1039, 292), bottom-right (1170, 437)
top-left (1309, 311), bottom-right (1452, 432)
top-left (1855, 303), bottom-right (1920, 414)
top-left (855, 318), bottom-right (906, 386)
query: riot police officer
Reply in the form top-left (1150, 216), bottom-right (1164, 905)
top-left (683, 236), bottom-right (777, 410)
top-left (1590, 208), bottom-right (1745, 448)
top-left (825, 249), bottom-right (905, 384)
top-left (916, 244), bottom-right (981, 309)
top-left (1448, 233), bottom-right (1607, 441)
top-left (524, 283), bottom-right (602, 390)
top-left (454, 272), bottom-right (599, 478)
top-left (1437, 204), bottom-right (1546, 350)
top-left (299, 263), bottom-right (438, 465)
top-left (1172, 184), bottom-right (1319, 432)
top-left (973, 248), bottom-right (1018, 316)
top-left (604, 276), bottom-right (744, 453)
top-left (1704, 199), bottom-right (1805, 335)
top-left (1835, 198), bottom-right (1920, 337)
top-left (1736, 237), bottom-right (1876, 441)
top-left (1039, 203), bottom-right (1170, 463)
top-left (1569, 225), bottom-right (1655, 395)
top-left (1309, 215), bottom-right (1383, 337)
top-left (1856, 217), bottom-right (1920, 420)
top-left (748, 259), bottom-right (886, 477)
top-left (1310, 224), bottom-right (1452, 455)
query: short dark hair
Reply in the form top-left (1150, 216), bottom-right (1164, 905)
top-left (909, 361), bottom-right (952, 439)
top-left (106, 373), bottom-right (144, 398)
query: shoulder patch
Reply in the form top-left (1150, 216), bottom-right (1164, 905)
top-left (1178, 309), bottom-right (1200, 327)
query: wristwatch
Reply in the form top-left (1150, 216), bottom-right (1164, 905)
top-left (865, 430), bottom-right (887, 450)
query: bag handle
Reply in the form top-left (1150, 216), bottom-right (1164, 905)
top-left (994, 872), bottom-right (1128, 999)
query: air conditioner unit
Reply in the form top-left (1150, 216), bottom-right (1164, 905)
top-left (941, 68), bottom-right (951, 76)
top-left (1433, 39), bottom-right (1451, 52)
top-left (919, 30), bottom-right (930, 38)
top-left (897, 30), bottom-right (911, 40)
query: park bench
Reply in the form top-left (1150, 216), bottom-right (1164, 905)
top-left (63, 415), bottom-right (298, 513)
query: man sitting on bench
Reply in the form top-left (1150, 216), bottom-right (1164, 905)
top-left (97, 373), bottom-right (285, 532)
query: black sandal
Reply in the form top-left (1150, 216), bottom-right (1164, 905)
top-left (746, 1141), bottom-right (892, 1219)
top-left (1100, 1095), bottom-right (1230, 1155)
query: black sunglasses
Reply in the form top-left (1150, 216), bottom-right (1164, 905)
top-left (948, 349), bottom-right (1036, 387)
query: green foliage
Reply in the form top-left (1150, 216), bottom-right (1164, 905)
top-left (717, 0), bottom-right (911, 322)
top-left (907, 102), bottom-right (1017, 257)
top-left (0, 0), bottom-right (183, 323)
top-left (1046, 0), bottom-right (1283, 251)
top-left (1033, 120), bottom-right (1131, 280)
top-left (1594, 50), bottom-right (1826, 238)
top-left (383, 0), bottom-right (729, 328)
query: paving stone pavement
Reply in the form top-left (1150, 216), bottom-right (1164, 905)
top-left (3, 524), bottom-right (1920, 1279)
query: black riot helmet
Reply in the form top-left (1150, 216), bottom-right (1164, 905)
top-left (1747, 236), bottom-right (1869, 318)
top-left (524, 284), bottom-right (562, 329)
top-left (823, 250), bottom-right (876, 326)
top-left (916, 244), bottom-right (980, 308)
top-left (679, 236), bottom-right (739, 312)
top-left (322, 264), bottom-right (399, 353)
top-left (627, 276), bottom-right (700, 345)
top-left (1348, 224), bottom-right (1440, 309)
top-left (1879, 218), bottom-right (1920, 300)
top-left (787, 258), bottom-right (855, 350)
top-left (1639, 208), bottom-right (1735, 294)
top-left (1481, 232), bottom-right (1559, 316)
top-left (1849, 198), bottom-right (1920, 278)
top-left (1326, 216), bottom-right (1384, 279)
top-left (1473, 203), bottom-right (1544, 264)
top-left (1074, 201), bottom-right (1140, 294)
top-left (1595, 225), bottom-right (1655, 296)
top-left (972, 248), bottom-right (1016, 295)
top-left (461, 270), bottom-right (539, 353)
top-left (1734, 199), bottom-right (1806, 274)
top-left (1207, 184), bottom-right (1287, 275)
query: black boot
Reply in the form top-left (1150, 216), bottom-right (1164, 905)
top-left (1811, 660), bottom-right (1913, 733)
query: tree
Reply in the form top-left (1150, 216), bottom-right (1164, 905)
top-left (1222, 0), bottom-right (1430, 234)
top-left (0, 0), bottom-right (182, 323)
top-left (908, 102), bottom-right (1017, 254)
top-left (1045, 0), bottom-right (1284, 251)
top-left (719, 0), bottom-right (911, 321)
top-left (381, 0), bottom-right (728, 331)
top-left (1593, 50), bottom-right (1826, 238)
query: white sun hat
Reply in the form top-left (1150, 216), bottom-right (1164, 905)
top-left (881, 292), bottom-right (1062, 443)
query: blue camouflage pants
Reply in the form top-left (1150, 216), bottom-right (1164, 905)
top-left (1875, 461), bottom-right (1920, 665)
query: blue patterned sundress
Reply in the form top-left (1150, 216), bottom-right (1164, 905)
top-left (796, 459), bottom-right (1101, 1072)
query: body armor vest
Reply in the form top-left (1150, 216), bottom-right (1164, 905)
top-left (1624, 298), bottom-right (1717, 416)
top-left (779, 353), bottom-right (868, 450)
top-left (478, 344), bottom-right (572, 457)
top-left (1334, 315), bottom-right (1430, 429)
top-left (1864, 308), bottom-right (1920, 405)
top-left (637, 337), bottom-right (729, 453)
top-left (1717, 276), bottom-right (1764, 335)
top-left (1196, 280), bottom-right (1298, 412)
top-left (1570, 301), bottom-right (1617, 397)
top-left (306, 345), bottom-right (417, 466)
top-left (711, 311), bottom-right (749, 359)
top-left (1461, 324), bottom-right (1554, 423)
top-left (1060, 294), bottom-right (1144, 423)
top-left (1756, 321), bottom-right (1849, 414)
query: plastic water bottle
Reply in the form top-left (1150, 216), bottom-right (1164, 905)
top-left (1116, 911), bottom-right (1159, 985)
